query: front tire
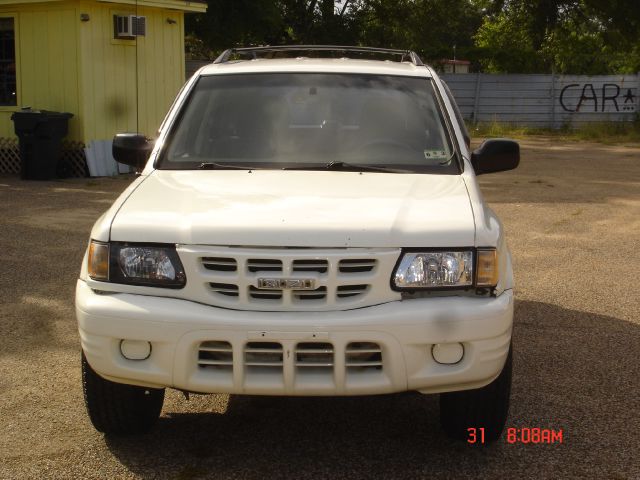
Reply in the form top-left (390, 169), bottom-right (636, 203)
top-left (81, 351), bottom-right (164, 435)
top-left (439, 345), bottom-right (512, 443)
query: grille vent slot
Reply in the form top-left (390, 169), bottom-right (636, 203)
top-left (337, 284), bottom-right (368, 298)
top-left (245, 342), bottom-right (283, 368)
top-left (249, 286), bottom-right (282, 300)
top-left (198, 341), bottom-right (233, 370)
top-left (293, 286), bottom-right (327, 301)
top-left (296, 343), bottom-right (334, 369)
top-left (247, 259), bottom-right (282, 273)
top-left (202, 257), bottom-right (237, 272)
top-left (209, 282), bottom-right (239, 297)
top-left (346, 342), bottom-right (382, 370)
top-left (339, 259), bottom-right (376, 273)
top-left (292, 259), bottom-right (328, 273)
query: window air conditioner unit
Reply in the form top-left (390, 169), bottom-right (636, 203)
top-left (114, 15), bottom-right (146, 38)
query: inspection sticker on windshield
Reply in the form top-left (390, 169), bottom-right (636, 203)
top-left (424, 150), bottom-right (449, 160)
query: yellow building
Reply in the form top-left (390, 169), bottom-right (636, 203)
top-left (0, 0), bottom-right (206, 176)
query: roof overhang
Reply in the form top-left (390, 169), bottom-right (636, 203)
top-left (0, 0), bottom-right (65, 4)
top-left (97, 0), bottom-right (207, 12)
top-left (0, 0), bottom-right (207, 13)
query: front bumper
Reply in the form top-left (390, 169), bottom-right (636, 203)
top-left (76, 280), bottom-right (513, 396)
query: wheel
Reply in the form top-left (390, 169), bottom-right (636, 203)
top-left (439, 345), bottom-right (512, 443)
top-left (81, 351), bottom-right (164, 435)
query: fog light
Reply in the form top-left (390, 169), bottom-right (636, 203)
top-left (120, 340), bottom-right (151, 360)
top-left (432, 343), bottom-right (464, 364)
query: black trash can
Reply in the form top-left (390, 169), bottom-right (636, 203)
top-left (11, 108), bottom-right (74, 180)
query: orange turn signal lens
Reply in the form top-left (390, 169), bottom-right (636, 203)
top-left (476, 248), bottom-right (498, 287)
top-left (88, 241), bottom-right (109, 281)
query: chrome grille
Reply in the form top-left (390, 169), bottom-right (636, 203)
top-left (184, 247), bottom-right (401, 311)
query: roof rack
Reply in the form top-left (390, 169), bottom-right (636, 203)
top-left (213, 45), bottom-right (424, 66)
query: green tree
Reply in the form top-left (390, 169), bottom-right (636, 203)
top-left (353, 0), bottom-right (484, 65)
top-left (185, 0), bottom-right (285, 57)
top-left (475, 0), bottom-right (640, 73)
top-left (475, 3), bottom-right (549, 72)
top-left (184, 0), bottom-right (639, 73)
top-left (185, 1), bottom-right (361, 56)
top-left (185, 0), bottom-right (484, 64)
top-left (278, 0), bottom-right (360, 44)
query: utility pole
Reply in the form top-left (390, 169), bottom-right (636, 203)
top-left (453, 44), bottom-right (457, 74)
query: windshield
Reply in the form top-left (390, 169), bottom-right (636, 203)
top-left (158, 73), bottom-right (459, 173)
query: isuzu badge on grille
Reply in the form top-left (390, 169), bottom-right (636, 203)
top-left (257, 278), bottom-right (316, 290)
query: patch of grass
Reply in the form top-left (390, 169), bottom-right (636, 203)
top-left (469, 119), bottom-right (640, 144)
top-left (470, 121), bottom-right (553, 139)
top-left (559, 121), bottom-right (640, 144)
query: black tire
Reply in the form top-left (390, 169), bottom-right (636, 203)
top-left (439, 345), bottom-right (512, 443)
top-left (81, 351), bottom-right (164, 435)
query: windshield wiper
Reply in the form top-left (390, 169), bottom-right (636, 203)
top-left (327, 160), bottom-right (411, 173)
top-left (197, 161), bottom-right (410, 173)
top-left (198, 162), bottom-right (257, 170)
top-left (283, 160), bottom-right (410, 173)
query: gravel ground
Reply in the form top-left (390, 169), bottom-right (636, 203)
top-left (0, 137), bottom-right (638, 479)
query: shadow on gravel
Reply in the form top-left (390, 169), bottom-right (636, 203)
top-left (478, 172), bottom-right (640, 205)
top-left (104, 300), bottom-right (640, 479)
top-left (0, 177), bottom-right (133, 358)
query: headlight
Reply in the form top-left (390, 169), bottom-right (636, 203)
top-left (87, 240), bottom-right (186, 288)
top-left (392, 248), bottom-right (498, 290)
top-left (393, 251), bottom-right (473, 289)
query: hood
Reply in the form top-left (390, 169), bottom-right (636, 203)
top-left (109, 170), bottom-right (476, 247)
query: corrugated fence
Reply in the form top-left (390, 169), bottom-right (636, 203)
top-left (441, 73), bottom-right (639, 128)
top-left (186, 62), bottom-right (638, 128)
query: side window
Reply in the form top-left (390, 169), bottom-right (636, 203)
top-left (442, 81), bottom-right (469, 148)
top-left (0, 17), bottom-right (16, 106)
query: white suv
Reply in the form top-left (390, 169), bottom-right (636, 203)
top-left (77, 46), bottom-right (519, 442)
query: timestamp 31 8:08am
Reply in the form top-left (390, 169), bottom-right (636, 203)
top-left (467, 427), bottom-right (564, 444)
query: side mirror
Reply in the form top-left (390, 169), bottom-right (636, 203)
top-left (471, 138), bottom-right (520, 175)
top-left (112, 133), bottom-right (153, 170)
